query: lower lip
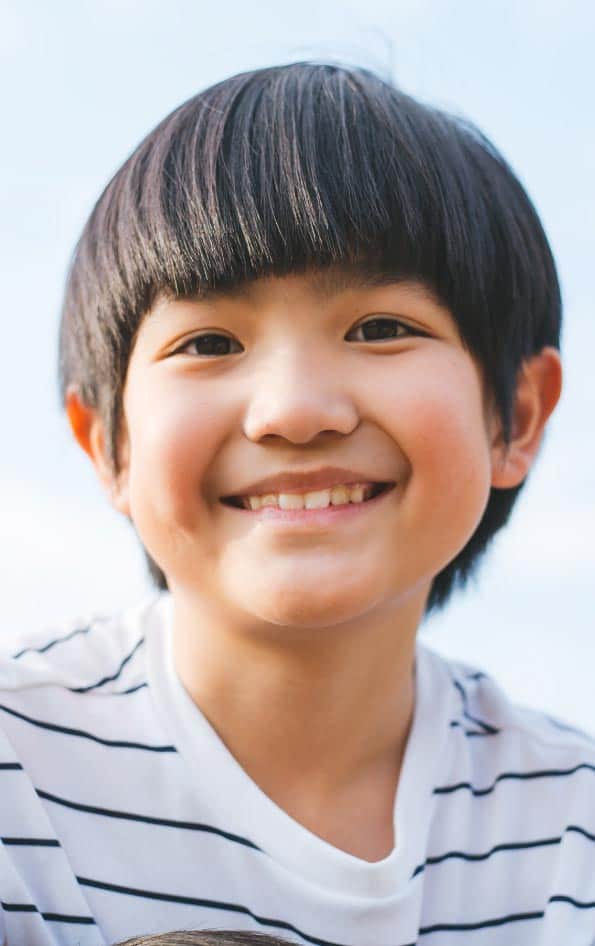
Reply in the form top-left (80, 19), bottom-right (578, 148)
top-left (220, 485), bottom-right (395, 527)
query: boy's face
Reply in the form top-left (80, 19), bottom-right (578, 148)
top-left (104, 269), bottom-right (510, 631)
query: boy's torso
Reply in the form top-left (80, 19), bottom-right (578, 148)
top-left (1, 596), bottom-right (594, 946)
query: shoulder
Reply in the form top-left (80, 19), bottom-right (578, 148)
top-left (438, 647), bottom-right (594, 760)
top-left (424, 645), bottom-right (595, 850)
top-left (422, 645), bottom-right (595, 783)
top-left (0, 595), bottom-right (164, 696)
top-left (0, 594), bottom-right (175, 811)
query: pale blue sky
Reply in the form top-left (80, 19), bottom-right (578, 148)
top-left (1, 0), bottom-right (593, 724)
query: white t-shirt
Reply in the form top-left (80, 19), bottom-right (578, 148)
top-left (1, 595), bottom-right (594, 946)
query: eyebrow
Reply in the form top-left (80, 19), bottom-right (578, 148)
top-left (307, 268), bottom-right (443, 309)
top-left (307, 268), bottom-right (398, 298)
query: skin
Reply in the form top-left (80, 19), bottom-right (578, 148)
top-left (68, 269), bottom-right (561, 861)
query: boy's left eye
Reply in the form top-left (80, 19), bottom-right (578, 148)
top-left (175, 333), bottom-right (243, 356)
top-left (345, 317), bottom-right (421, 342)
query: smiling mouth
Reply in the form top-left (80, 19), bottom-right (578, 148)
top-left (221, 482), bottom-right (395, 511)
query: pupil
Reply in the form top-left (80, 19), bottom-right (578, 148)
top-left (362, 319), bottom-right (398, 340)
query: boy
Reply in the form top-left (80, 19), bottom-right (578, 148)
top-left (0, 61), bottom-right (591, 946)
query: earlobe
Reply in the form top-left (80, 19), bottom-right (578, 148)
top-left (65, 386), bottom-right (131, 517)
top-left (490, 347), bottom-right (562, 489)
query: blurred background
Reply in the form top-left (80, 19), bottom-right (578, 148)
top-left (0, 0), bottom-right (593, 725)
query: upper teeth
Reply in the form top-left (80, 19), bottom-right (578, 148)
top-left (241, 483), bottom-right (377, 511)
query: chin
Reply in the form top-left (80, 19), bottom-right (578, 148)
top-left (231, 577), bottom-right (380, 631)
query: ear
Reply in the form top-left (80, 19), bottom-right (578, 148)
top-left (65, 386), bottom-right (131, 517)
top-left (490, 347), bottom-right (562, 488)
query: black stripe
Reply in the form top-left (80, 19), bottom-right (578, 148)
top-left (546, 715), bottom-right (593, 740)
top-left (412, 824), bottom-right (595, 879)
top-left (2, 837), bottom-right (60, 847)
top-left (418, 910), bottom-right (544, 935)
top-left (0, 703), bottom-right (176, 752)
top-left (69, 637), bottom-right (145, 693)
top-left (0, 761), bottom-right (23, 770)
top-left (77, 876), bottom-right (353, 946)
top-left (37, 788), bottom-right (260, 850)
top-left (567, 824), bottom-right (595, 842)
top-left (411, 836), bottom-right (561, 878)
top-left (117, 682), bottom-right (148, 695)
top-left (42, 912), bottom-right (97, 924)
top-left (0, 902), bottom-right (95, 924)
top-left (449, 721), bottom-right (499, 738)
top-left (452, 678), bottom-right (499, 734)
top-left (549, 894), bottom-right (595, 909)
top-left (12, 623), bottom-right (94, 659)
top-left (435, 763), bottom-right (595, 796)
top-left (2, 902), bottom-right (38, 913)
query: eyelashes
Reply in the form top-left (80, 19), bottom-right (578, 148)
top-left (176, 333), bottom-right (243, 357)
top-left (345, 317), bottom-right (424, 343)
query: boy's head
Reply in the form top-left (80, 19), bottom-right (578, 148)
top-left (60, 62), bottom-right (561, 615)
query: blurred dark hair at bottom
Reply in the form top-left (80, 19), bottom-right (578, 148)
top-left (114, 932), bottom-right (294, 946)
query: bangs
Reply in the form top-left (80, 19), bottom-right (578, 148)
top-left (152, 65), bottom-right (435, 286)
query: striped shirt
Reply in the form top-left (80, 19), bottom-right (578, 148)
top-left (1, 594), bottom-right (595, 946)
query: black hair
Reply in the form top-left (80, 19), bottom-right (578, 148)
top-left (59, 61), bottom-right (561, 611)
top-left (114, 932), bottom-right (293, 946)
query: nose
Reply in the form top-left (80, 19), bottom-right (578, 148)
top-left (242, 346), bottom-right (359, 445)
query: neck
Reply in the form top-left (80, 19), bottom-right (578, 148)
top-left (170, 592), bottom-right (423, 802)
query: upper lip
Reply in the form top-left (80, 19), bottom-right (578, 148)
top-left (223, 467), bottom-right (394, 498)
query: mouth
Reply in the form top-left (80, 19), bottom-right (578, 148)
top-left (221, 481), bottom-right (395, 512)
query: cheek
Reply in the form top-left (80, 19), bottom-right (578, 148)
top-left (124, 387), bottom-right (224, 528)
top-left (407, 396), bottom-right (490, 485)
top-left (381, 359), bottom-right (493, 541)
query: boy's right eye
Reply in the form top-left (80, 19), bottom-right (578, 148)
top-left (174, 333), bottom-right (243, 357)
